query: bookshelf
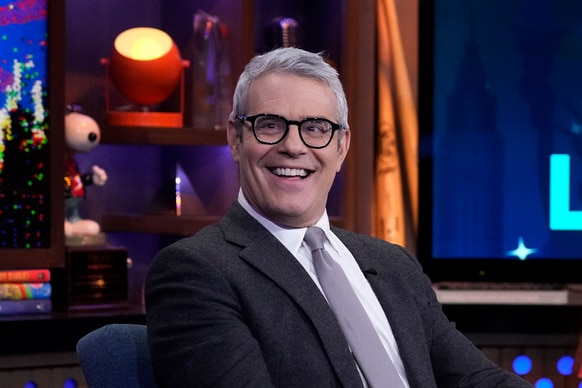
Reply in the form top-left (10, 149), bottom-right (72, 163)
top-left (100, 126), bottom-right (228, 146)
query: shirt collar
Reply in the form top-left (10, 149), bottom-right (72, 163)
top-left (237, 189), bottom-right (330, 255)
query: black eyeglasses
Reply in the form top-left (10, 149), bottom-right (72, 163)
top-left (237, 113), bottom-right (344, 149)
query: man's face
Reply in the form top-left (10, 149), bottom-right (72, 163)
top-left (227, 73), bottom-right (350, 227)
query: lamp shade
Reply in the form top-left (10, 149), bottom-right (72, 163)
top-left (109, 27), bottom-right (182, 106)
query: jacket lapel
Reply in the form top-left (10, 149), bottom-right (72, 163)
top-left (219, 203), bottom-right (364, 387)
top-left (335, 228), bottom-right (436, 387)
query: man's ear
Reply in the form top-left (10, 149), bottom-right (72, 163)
top-left (227, 119), bottom-right (241, 162)
top-left (336, 129), bottom-right (351, 172)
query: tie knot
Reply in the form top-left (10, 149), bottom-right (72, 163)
top-left (304, 226), bottom-right (325, 250)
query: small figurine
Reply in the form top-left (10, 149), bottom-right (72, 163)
top-left (64, 105), bottom-right (107, 238)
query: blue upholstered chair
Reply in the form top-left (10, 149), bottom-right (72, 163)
top-left (76, 323), bottom-right (158, 388)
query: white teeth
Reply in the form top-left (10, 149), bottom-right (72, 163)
top-left (273, 168), bottom-right (308, 177)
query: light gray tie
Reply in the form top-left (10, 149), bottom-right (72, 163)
top-left (304, 226), bottom-right (404, 388)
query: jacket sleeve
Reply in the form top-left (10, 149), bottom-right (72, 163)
top-left (427, 296), bottom-right (533, 387)
top-left (144, 238), bottom-right (275, 388)
top-left (384, 243), bottom-right (534, 388)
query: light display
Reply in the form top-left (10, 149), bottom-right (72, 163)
top-left (0, 0), bottom-right (50, 248)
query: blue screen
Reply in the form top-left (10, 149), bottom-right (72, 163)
top-left (428, 0), bottom-right (582, 262)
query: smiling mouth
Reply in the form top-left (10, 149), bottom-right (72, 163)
top-left (271, 167), bottom-right (311, 178)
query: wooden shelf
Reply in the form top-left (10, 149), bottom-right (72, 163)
top-left (0, 305), bottom-right (145, 356)
top-left (102, 213), bottom-right (221, 235)
top-left (100, 126), bottom-right (228, 146)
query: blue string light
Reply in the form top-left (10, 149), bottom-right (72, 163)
top-left (535, 377), bottom-right (554, 388)
top-left (556, 356), bottom-right (574, 376)
top-left (513, 355), bottom-right (533, 375)
top-left (63, 378), bottom-right (78, 388)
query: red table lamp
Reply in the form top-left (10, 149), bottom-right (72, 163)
top-left (102, 27), bottom-right (189, 127)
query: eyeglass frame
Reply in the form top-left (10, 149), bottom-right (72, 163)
top-left (236, 113), bottom-right (345, 149)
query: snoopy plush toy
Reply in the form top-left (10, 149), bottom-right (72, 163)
top-left (64, 105), bottom-right (107, 238)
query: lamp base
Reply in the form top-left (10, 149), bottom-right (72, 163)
top-left (101, 57), bottom-right (189, 128)
top-left (107, 110), bottom-right (183, 127)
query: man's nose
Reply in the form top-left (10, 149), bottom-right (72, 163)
top-left (279, 124), bottom-right (306, 151)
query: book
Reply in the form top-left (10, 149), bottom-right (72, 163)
top-left (0, 299), bottom-right (52, 315)
top-left (0, 282), bottom-right (51, 300)
top-left (0, 269), bottom-right (51, 283)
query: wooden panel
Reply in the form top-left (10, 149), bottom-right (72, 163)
top-left (343, 0), bottom-right (376, 234)
top-left (0, 364), bottom-right (86, 388)
top-left (100, 127), bottom-right (228, 146)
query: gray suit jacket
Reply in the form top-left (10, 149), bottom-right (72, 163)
top-left (145, 202), bottom-right (532, 387)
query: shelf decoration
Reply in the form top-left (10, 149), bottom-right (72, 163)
top-left (101, 27), bottom-right (189, 128)
top-left (191, 10), bottom-right (232, 130)
top-left (64, 105), bottom-right (107, 246)
top-left (146, 163), bottom-right (208, 217)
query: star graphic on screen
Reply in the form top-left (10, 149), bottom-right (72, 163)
top-left (506, 236), bottom-right (537, 260)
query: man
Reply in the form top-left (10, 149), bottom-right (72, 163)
top-left (145, 47), bottom-right (532, 387)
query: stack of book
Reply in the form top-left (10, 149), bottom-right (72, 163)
top-left (0, 268), bottom-right (52, 316)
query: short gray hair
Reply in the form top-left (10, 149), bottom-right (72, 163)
top-left (230, 47), bottom-right (349, 130)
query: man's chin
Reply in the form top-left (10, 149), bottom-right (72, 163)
top-left (268, 207), bottom-right (321, 228)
